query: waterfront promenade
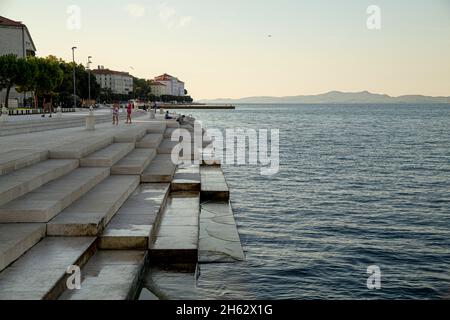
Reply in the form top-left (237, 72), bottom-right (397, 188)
top-left (0, 109), bottom-right (243, 300)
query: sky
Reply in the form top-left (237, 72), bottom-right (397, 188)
top-left (1, 0), bottom-right (450, 99)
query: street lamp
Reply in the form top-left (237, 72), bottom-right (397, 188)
top-left (129, 66), bottom-right (135, 100)
top-left (72, 47), bottom-right (77, 109)
top-left (87, 56), bottom-right (92, 106)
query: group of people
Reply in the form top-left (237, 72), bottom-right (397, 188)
top-left (112, 101), bottom-right (133, 125)
top-left (112, 101), bottom-right (190, 127)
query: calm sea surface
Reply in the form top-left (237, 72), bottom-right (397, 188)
top-left (172, 104), bottom-right (450, 299)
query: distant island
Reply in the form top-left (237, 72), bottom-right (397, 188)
top-left (198, 91), bottom-right (450, 104)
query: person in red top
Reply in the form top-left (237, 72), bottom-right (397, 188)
top-left (126, 101), bottom-right (133, 124)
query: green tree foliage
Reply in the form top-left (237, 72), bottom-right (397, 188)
top-left (15, 57), bottom-right (39, 108)
top-left (34, 57), bottom-right (64, 107)
top-left (0, 54), bottom-right (30, 108)
top-left (133, 77), bottom-right (152, 100)
top-left (48, 55), bottom-right (101, 107)
top-left (1, 53), bottom-right (193, 108)
top-left (160, 94), bottom-right (193, 103)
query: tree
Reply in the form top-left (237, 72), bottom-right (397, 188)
top-left (148, 93), bottom-right (158, 102)
top-left (48, 56), bottom-right (100, 107)
top-left (133, 77), bottom-right (152, 100)
top-left (16, 57), bottom-right (39, 108)
top-left (0, 54), bottom-right (25, 108)
top-left (34, 57), bottom-right (64, 108)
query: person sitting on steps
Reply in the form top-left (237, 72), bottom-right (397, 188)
top-left (165, 111), bottom-right (173, 120)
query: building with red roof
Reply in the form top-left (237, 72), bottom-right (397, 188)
top-left (152, 74), bottom-right (185, 97)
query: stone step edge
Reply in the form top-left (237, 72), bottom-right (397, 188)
top-left (98, 184), bottom-right (171, 250)
top-left (44, 238), bottom-right (97, 300)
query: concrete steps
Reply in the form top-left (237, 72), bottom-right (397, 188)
top-left (80, 143), bottom-right (134, 167)
top-left (0, 167), bottom-right (110, 223)
top-left (149, 192), bottom-right (200, 263)
top-left (0, 115), bottom-right (113, 137)
top-left (136, 134), bottom-right (163, 149)
top-left (166, 120), bottom-right (180, 128)
top-left (199, 201), bottom-right (245, 263)
top-left (0, 224), bottom-right (46, 272)
top-left (141, 154), bottom-right (176, 183)
top-left (114, 127), bottom-right (147, 143)
top-left (0, 237), bottom-right (96, 300)
top-left (200, 166), bottom-right (230, 201)
top-left (47, 176), bottom-right (140, 236)
top-left (98, 183), bottom-right (170, 250)
top-left (146, 121), bottom-right (166, 134)
top-left (157, 138), bottom-right (179, 154)
top-left (171, 164), bottom-right (200, 192)
top-left (111, 149), bottom-right (156, 175)
top-left (0, 149), bottom-right (48, 176)
top-left (59, 250), bottom-right (146, 300)
top-left (163, 128), bottom-right (178, 139)
top-left (50, 136), bottom-right (113, 159)
top-left (0, 159), bottom-right (79, 207)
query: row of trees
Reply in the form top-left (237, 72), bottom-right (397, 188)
top-left (0, 54), bottom-right (101, 109)
top-left (0, 53), bottom-right (194, 109)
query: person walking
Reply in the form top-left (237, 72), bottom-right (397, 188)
top-left (112, 102), bottom-right (119, 125)
top-left (126, 101), bottom-right (133, 124)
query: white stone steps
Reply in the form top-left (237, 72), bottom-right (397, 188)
top-left (0, 224), bottom-right (46, 272)
top-left (111, 149), bottom-right (156, 175)
top-left (200, 166), bottom-right (230, 201)
top-left (149, 192), bottom-right (200, 263)
top-left (0, 167), bottom-right (110, 223)
top-left (163, 128), bottom-right (178, 139)
top-left (98, 183), bottom-right (170, 250)
top-left (171, 164), bottom-right (200, 192)
top-left (157, 138), bottom-right (201, 162)
top-left (80, 143), bottom-right (135, 167)
top-left (0, 149), bottom-right (48, 176)
top-left (50, 136), bottom-right (113, 159)
top-left (166, 120), bottom-right (180, 128)
top-left (136, 134), bottom-right (163, 149)
top-left (199, 201), bottom-right (245, 263)
top-left (0, 159), bottom-right (79, 207)
top-left (141, 154), bottom-right (176, 183)
top-left (59, 250), bottom-right (146, 300)
top-left (0, 237), bottom-right (96, 300)
top-left (157, 139), bottom-right (179, 154)
top-left (146, 121), bottom-right (166, 134)
top-left (0, 115), bottom-right (113, 137)
top-left (114, 127), bottom-right (147, 143)
top-left (47, 175), bottom-right (140, 236)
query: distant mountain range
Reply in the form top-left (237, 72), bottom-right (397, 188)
top-left (198, 91), bottom-right (450, 104)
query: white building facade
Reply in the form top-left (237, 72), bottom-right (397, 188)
top-left (153, 74), bottom-right (185, 97)
top-left (92, 66), bottom-right (133, 95)
top-left (149, 81), bottom-right (168, 97)
top-left (0, 16), bottom-right (36, 107)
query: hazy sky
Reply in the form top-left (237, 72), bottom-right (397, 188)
top-left (2, 0), bottom-right (450, 99)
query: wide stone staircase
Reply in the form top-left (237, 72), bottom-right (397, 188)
top-left (0, 117), bottom-right (242, 300)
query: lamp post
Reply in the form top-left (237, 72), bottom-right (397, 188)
top-left (129, 66), bottom-right (135, 100)
top-left (87, 56), bottom-right (92, 106)
top-left (72, 47), bottom-right (77, 109)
